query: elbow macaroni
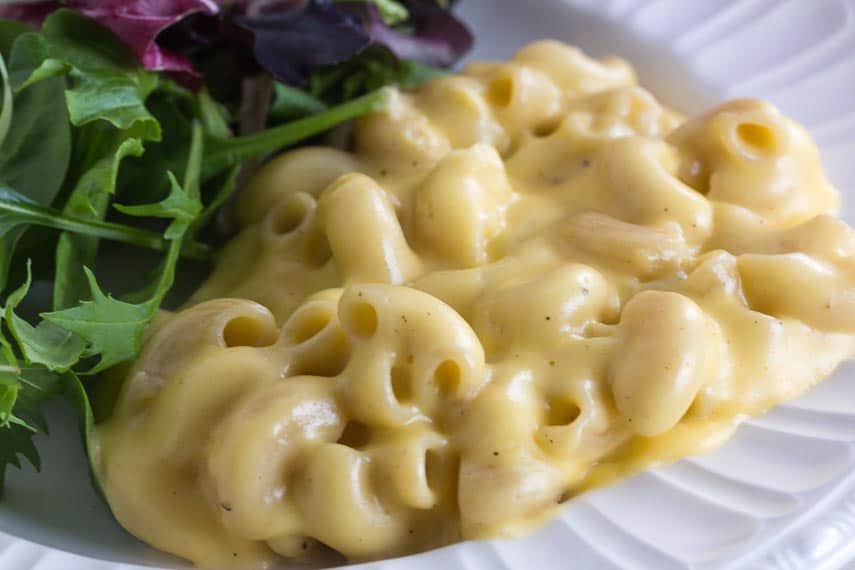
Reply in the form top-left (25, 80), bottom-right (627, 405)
top-left (95, 40), bottom-right (855, 569)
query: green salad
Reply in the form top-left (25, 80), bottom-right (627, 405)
top-left (0, 0), bottom-right (471, 493)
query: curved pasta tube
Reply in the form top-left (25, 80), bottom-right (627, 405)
top-left (482, 62), bottom-right (562, 133)
top-left (471, 263), bottom-right (618, 355)
top-left (258, 192), bottom-right (333, 271)
top-left (113, 299), bottom-right (278, 422)
top-left (293, 444), bottom-right (409, 558)
top-left (190, 195), bottom-right (338, 322)
top-left (238, 147), bottom-right (362, 225)
top-left (319, 173), bottom-right (422, 284)
top-left (610, 291), bottom-right (724, 436)
top-left (679, 250), bottom-right (743, 301)
top-left (414, 144), bottom-right (513, 267)
top-left (355, 90), bottom-right (451, 166)
top-left (562, 86), bottom-right (684, 144)
top-left (535, 377), bottom-right (627, 462)
top-left (412, 244), bottom-right (561, 321)
top-left (556, 211), bottom-right (691, 278)
top-left (415, 75), bottom-right (508, 151)
top-left (513, 40), bottom-right (636, 96)
top-left (280, 289), bottom-right (350, 377)
top-left (668, 99), bottom-right (839, 225)
top-left (411, 265), bottom-right (488, 320)
top-left (712, 203), bottom-right (855, 264)
top-left (205, 376), bottom-right (343, 540)
top-left (595, 137), bottom-right (713, 244)
top-left (369, 425), bottom-right (451, 510)
top-left (738, 253), bottom-right (855, 333)
top-left (708, 299), bottom-right (855, 412)
top-left (338, 284), bottom-right (488, 424)
top-left (338, 349), bottom-right (420, 427)
top-left (457, 371), bottom-right (565, 538)
top-left (142, 348), bottom-right (281, 459)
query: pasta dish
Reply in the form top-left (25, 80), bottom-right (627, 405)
top-left (93, 41), bottom-right (855, 569)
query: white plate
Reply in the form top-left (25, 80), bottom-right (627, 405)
top-left (2, 0), bottom-right (855, 569)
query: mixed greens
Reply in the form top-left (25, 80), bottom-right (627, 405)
top-left (0, 0), bottom-right (471, 492)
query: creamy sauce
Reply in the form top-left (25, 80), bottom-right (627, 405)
top-left (95, 41), bottom-right (855, 569)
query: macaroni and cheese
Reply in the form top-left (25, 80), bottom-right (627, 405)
top-left (93, 41), bottom-right (855, 569)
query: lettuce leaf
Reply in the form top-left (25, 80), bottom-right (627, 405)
top-left (233, 1), bottom-right (372, 86)
top-left (358, 0), bottom-right (472, 68)
top-left (43, 123), bottom-right (204, 373)
top-left (54, 136), bottom-right (145, 310)
top-left (0, 0), bottom-right (217, 76)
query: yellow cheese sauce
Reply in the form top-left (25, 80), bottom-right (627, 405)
top-left (94, 41), bottom-right (855, 569)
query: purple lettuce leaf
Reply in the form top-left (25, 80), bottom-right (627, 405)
top-left (0, 1), bottom-right (219, 74)
top-left (358, 0), bottom-right (472, 68)
top-left (232, 0), bottom-right (372, 85)
top-left (1, 0), bottom-right (472, 89)
top-left (0, 2), bottom-right (57, 27)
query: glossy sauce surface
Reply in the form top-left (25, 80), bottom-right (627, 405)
top-left (95, 42), bottom-right (855, 569)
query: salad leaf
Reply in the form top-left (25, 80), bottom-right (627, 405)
top-left (113, 86), bottom-right (197, 206)
top-left (12, 10), bottom-right (162, 140)
top-left (0, 350), bottom-right (63, 494)
top-left (234, 1), bottom-right (372, 86)
top-left (43, 122), bottom-right (204, 373)
top-left (0, 53), bottom-right (11, 148)
top-left (0, 1), bottom-right (218, 77)
top-left (0, 20), bottom-right (28, 63)
top-left (54, 136), bottom-right (145, 310)
top-left (309, 45), bottom-right (445, 104)
top-left (116, 171), bottom-right (202, 240)
top-left (0, 61), bottom-right (70, 205)
top-left (77, 137), bottom-right (145, 217)
top-left (0, 4), bottom-right (53, 28)
top-left (359, 0), bottom-right (473, 68)
top-left (192, 165), bottom-right (239, 236)
top-left (270, 82), bottom-right (327, 121)
top-left (0, 187), bottom-right (210, 262)
top-left (0, 21), bottom-right (71, 291)
top-left (196, 88), bottom-right (231, 139)
top-left (354, 0), bottom-right (409, 26)
top-left (6, 263), bottom-right (85, 371)
top-left (41, 267), bottom-right (154, 374)
top-left (116, 120), bottom-right (204, 240)
top-left (61, 371), bottom-right (97, 493)
top-left (7, 31), bottom-right (68, 91)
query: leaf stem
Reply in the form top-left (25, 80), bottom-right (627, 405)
top-left (202, 88), bottom-right (390, 180)
top-left (0, 200), bottom-right (211, 260)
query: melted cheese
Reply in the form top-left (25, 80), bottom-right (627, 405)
top-left (94, 41), bottom-right (855, 569)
